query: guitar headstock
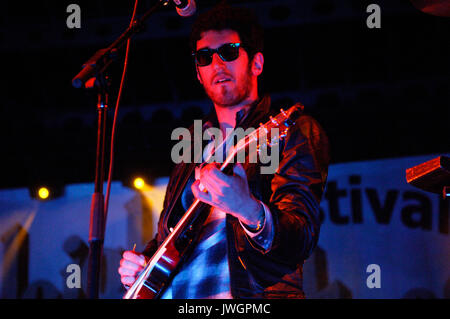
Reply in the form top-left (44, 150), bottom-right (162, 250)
top-left (234, 103), bottom-right (304, 153)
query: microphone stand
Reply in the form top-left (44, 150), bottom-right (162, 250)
top-left (71, 0), bottom-right (171, 299)
top-left (86, 74), bottom-right (108, 300)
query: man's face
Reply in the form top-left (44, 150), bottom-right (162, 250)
top-left (195, 30), bottom-right (259, 108)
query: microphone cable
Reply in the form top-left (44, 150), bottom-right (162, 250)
top-left (104, 0), bottom-right (139, 228)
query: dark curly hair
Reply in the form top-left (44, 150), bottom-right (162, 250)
top-left (189, 2), bottom-right (264, 61)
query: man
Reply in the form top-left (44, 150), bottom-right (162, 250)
top-left (118, 3), bottom-right (330, 299)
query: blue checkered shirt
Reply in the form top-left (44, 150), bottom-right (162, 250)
top-left (160, 202), bottom-right (273, 299)
top-left (160, 139), bottom-right (274, 299)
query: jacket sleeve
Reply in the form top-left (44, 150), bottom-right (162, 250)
top-left (262, 114), bottom-right (330, 264)
top-left (141, 170), bottom-right (176, 258)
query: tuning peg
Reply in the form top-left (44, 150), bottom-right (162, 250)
top-left (269, 116), bottom-right (278, 125)
top-left (280, 128), bottom-right (289, 138)
top-left (283, 118), bottom-right (293, 127)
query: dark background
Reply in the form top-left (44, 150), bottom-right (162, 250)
top-left (0, 0), bottom-right (448, 192)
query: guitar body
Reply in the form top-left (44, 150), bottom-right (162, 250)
top-left (132, 240), bottom-right (180, 299)
top-left (125, 199), bottom-right (211, 299)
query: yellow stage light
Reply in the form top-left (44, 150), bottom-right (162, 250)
top-left (133, 178), bottom-right (145, 190)
top-left (38, 187), bottom-right (50, 200)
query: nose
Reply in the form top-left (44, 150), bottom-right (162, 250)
top-left (211, 52), bottom-right (226, 69)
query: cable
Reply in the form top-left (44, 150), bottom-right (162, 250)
top-left (104, 0), bottom-right (139, 226)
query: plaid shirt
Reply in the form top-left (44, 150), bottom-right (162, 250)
top-left (160, 139), bottom-right (274, 299)
top-left (160, 207), bottom-right (232, 299)
top-left (160, 202), bottom-right (273, 299)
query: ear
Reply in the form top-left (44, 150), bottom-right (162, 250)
top-left (251, 52), bottom-right (264, 77)
top-left (195, 64), bottom-right (204, 85)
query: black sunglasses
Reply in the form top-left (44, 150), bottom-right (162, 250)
top-left (192, 43), bottom-right (241, 67)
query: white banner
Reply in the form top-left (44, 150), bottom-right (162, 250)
top-left (304, 154), bottom-right (450, 299)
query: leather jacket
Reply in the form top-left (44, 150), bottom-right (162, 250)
top-left (143, 95), bottom-right (330, 298)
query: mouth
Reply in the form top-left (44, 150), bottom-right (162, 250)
top-left (213, 75), bottom-right (233, 85)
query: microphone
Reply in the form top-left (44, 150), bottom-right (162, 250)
top-left (173, 0), bottom-right (197, 17)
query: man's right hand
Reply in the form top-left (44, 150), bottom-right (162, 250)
top-left (118, 250), bottom-right (147, 288)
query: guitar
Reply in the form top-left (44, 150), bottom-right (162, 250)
top-left (123, 104), bottom-right (304, 299)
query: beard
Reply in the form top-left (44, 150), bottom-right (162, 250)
top-left (203, 66), bottom-right (253, 108)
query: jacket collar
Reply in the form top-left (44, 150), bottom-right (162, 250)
top-left (202, 94), bottom-right (271, 131)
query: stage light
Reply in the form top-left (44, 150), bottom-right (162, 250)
top-left (121, 171), bottom-right (154, 191)
top-left (29, 183), bottom-right (65, 200)
top-left (38, 187), bottom-right (50, 200)
top-left (133, 177), bottom-right (145, 190)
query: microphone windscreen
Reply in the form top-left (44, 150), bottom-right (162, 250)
top-left (176, 0), bottom-right (196, 17)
